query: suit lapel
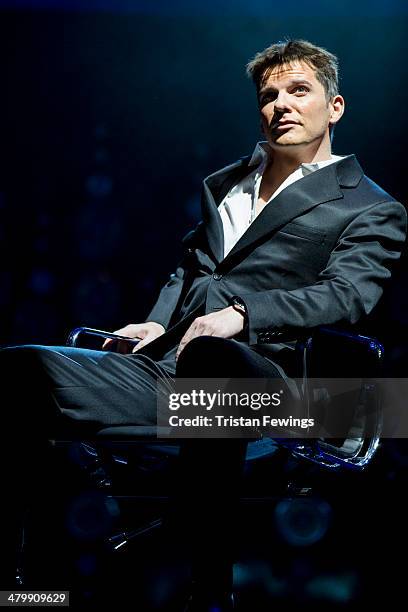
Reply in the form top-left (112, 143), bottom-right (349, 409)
top-left (221, 161), bottom-right (344, 267)
top-left (201, 153), bottom-right (363, 269)
top-left (201, 158), bottom-right (253, 263)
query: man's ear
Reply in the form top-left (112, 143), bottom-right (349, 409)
top-left (329, 94), bottom-right (345, 127)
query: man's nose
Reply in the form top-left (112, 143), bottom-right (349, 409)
top-left (274, 91), bottom-right (292, 113)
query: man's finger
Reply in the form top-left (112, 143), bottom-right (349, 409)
top-left (131, 340), bottom-right (144, 353)
top-left (102, 338), bottom-right (114, 350)
top-left (175, 336), bottom-right (186, 361)
top-left (176, 326), bottom-right (196, 361)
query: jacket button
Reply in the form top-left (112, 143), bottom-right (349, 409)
top-left (213, 273), bottom-right (222, 280)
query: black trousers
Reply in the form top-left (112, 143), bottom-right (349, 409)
top-left (0, 336), bottom-right (283, 594)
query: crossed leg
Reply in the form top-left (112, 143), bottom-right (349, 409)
top-left (0, 336), bottom-right (283, 602)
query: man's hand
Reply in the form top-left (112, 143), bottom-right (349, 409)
top-left (175, 306), bottom-right (245, 361)
top-left (102, 321), bottom-right (165, 354)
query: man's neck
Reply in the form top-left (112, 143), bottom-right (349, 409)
top-left (264, 141), bottom-right (333, 186)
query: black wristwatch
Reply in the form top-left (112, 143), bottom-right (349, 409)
top-left (230, 296), bottom-right (249, 331)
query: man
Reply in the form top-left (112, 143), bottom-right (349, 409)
top-left (1, 39), bottom-right (406, 611)
top-left (113, 40), bottom-right (404, 374)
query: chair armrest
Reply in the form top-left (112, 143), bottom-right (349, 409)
top-left (66, 326), bottom-right (139, 349)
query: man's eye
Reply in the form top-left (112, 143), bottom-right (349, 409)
top-left (259, 93), bottom-right (276, 106)
top-left (293, 86), bottom-right (309, 94)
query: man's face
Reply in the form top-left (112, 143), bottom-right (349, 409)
top-left (258, 60), bottom-right (335, 150)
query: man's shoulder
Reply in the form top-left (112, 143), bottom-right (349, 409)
top-left (344, 168), bottom-right (406, 229)
top-left (358, 172), bottom-right (398, 203)
top-left (338, 155), bottom-right (401, 205)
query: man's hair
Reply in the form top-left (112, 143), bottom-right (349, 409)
top-left (246, 39), bottom-right (339, 101)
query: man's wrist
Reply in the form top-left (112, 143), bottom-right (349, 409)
top-left (230, 296), bottom-right (248, 331)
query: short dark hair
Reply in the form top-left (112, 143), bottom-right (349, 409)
top-left (246, 39), bottom-right (339, 101)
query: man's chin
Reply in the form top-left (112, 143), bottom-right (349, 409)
top-left (269, 137), bottom-right (305, 148)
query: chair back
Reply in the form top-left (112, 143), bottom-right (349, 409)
top-left (279, 327), bottom-right (384, 471)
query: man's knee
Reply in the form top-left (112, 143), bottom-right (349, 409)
top-left (176, 336), bottom-right (245, 377)
top-left (0, 345), bottom-right (51, 385)
top-left (0, 344), bottom-right (48, 363)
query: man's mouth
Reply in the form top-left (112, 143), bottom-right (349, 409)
top-left (270, 120), bottom-right (300, 130)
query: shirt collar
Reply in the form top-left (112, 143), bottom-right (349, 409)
top-left (248, 141), bottom-right (271, 167)
top-left (248, 140), bottom-right (345, 176)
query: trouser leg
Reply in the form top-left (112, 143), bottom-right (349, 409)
top-left (175, 336), bottom-right (283, 598)
top-left (0, 343), bottom-right (177, 432)
top-left (0, 343), bottom-right (176, 587)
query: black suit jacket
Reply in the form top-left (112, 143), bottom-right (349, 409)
top-left (143, 154), bottom-right (407, 371)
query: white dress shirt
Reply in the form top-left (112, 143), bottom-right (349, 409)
top-left (218, 142), bottom-right (345, 258)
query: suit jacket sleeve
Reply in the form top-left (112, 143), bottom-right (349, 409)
top-left (238, 200), bottom-right (407, 345)
top-left (144, 225), bottom-right (202, 329)
top-left (144, 262), bottom-right (186, 330)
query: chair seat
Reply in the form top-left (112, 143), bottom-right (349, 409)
top-left (96, 426), bottom-right (173, 440)
top-left (66, 325), bottom-right (384, 471)
top-left (94, 426), bottom-right (280, 461)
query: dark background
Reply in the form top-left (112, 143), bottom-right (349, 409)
top-left (0, 1), bottom-right (407, 610)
